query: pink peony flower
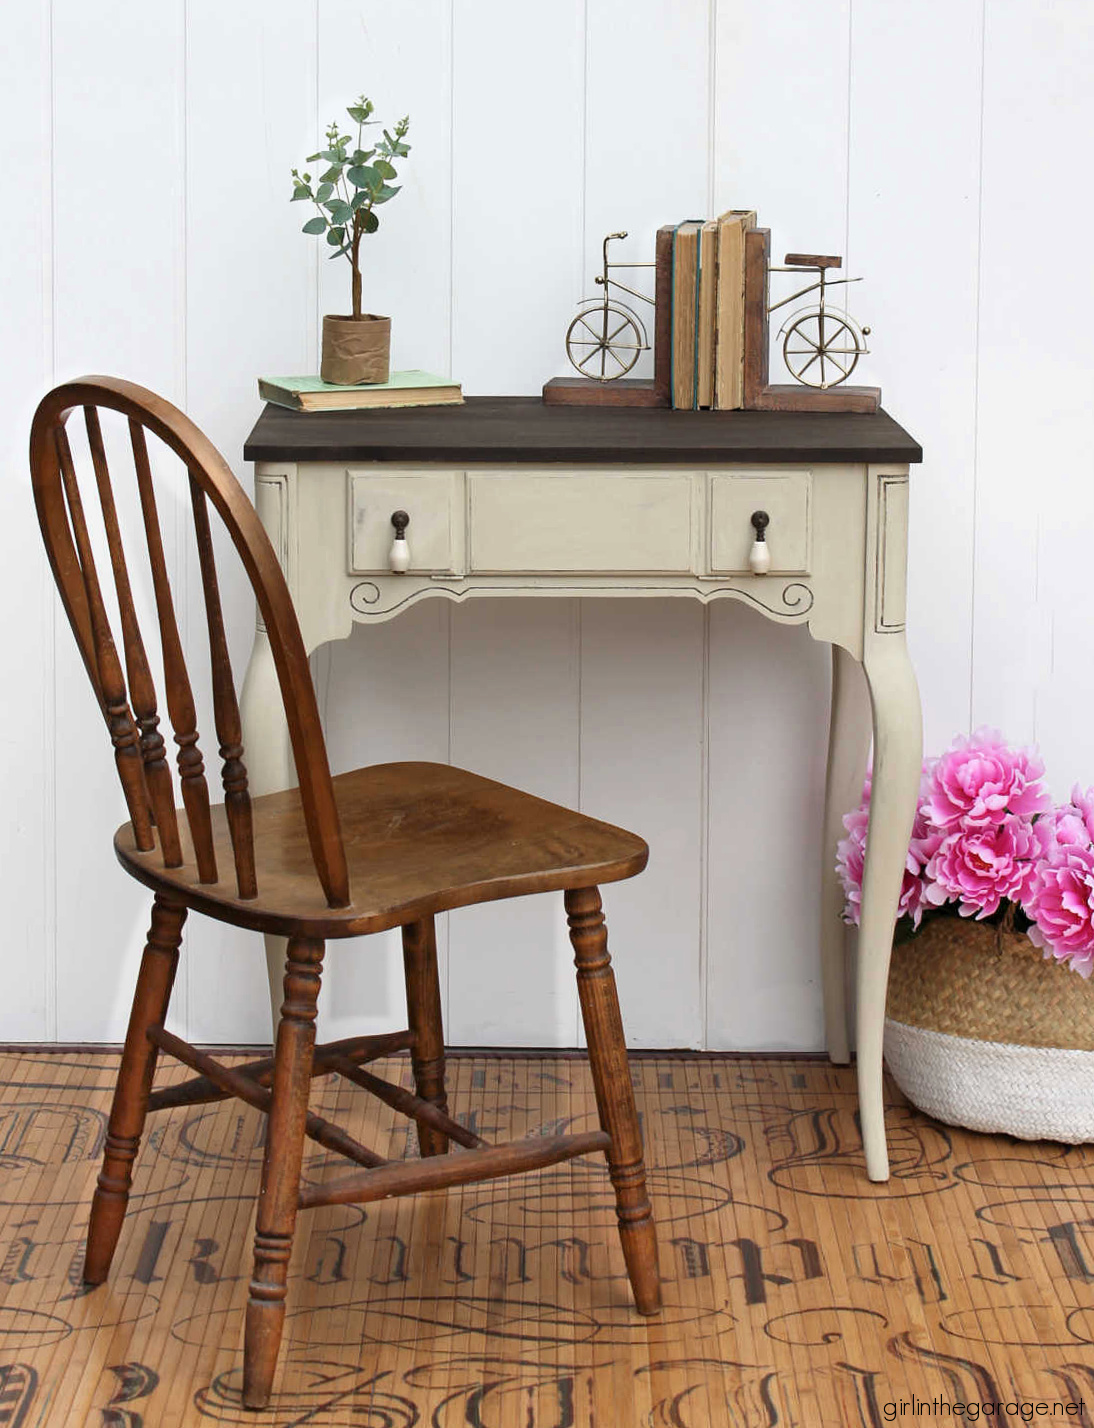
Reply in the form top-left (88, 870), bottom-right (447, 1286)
top-left (837, 763), bottom-right (939, 929)
top-left (1035, 784), bottom-right (1094, 854)
top-left (1025, 791), bottom-right (1094, 977)
top-left (836, 805), bottom-right (868, 927)
top-left (925, 728), bottom-right (1050, 830)
top-left (924, 814), bottom-right (1039, 919)
top-left (1072, 785), bottom-right (1094, 838)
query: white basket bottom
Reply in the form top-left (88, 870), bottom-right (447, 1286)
top-left (884, 1017), bottom-right (1094, 1144)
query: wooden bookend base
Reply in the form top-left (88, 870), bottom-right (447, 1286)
top-left (750, 384), bottom-right (881, 414)
top-left (542, 377), bottom-right (670, 408)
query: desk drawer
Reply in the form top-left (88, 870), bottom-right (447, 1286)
top-left (348, 469), bottom-right (459, 574)
top-left (468, 472), bottom-right (694, 574)
top-left (709, 470), bottom-right (812, 575)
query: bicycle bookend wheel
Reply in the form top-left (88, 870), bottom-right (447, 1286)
top-left (565, 303), bottom-right (644, 381)
top-left (782, 311), bottom-right (862, 389)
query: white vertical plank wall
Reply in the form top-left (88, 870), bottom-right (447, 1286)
top-left (1, 2), bottom-right (1091, 1048)
top-left (0, 4), bottom-right (53, 1040)
top-left (49, 1), bottom-right (188, 1042)
top-left (183, 0), bottom-right (319, 1045)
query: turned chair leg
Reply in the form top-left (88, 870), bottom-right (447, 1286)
top-left (243, 936), bottom-right (324, 1411)
top-left (84, 894), bottom-right (186, 1286)
top-left (402, 916), bottom-right (449, 1158)
top-left (565, 885), bottom-right (661, 1315)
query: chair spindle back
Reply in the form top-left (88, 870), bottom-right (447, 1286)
top-left (30, 377), bottom-right (349, 908)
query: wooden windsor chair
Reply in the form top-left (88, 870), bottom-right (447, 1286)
top-left (29, 377), bottom-right (661, 1410)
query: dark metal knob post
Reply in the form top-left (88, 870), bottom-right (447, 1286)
top-left (391, 510), bottom-right (410, 540)
top-left (750, 510), bottom-right (770, 542)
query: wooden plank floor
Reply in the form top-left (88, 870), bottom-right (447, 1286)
top-left (0, 1050), bottom-right (1092, 1425)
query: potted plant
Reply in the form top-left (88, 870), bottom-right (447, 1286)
top-left (838, 729), bottom-right (1094, 1142)
top-left (291, 95), bottom-right (411, 385)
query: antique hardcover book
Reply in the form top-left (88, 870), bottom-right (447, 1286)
top-left (697, 219), bottom-right (720, 408)
top-left (713, 209), bottom-right (757, 410)
top-left (258, 370), bottom-right (463, 412)
top-left (671, 221), bottom-right (703, 409)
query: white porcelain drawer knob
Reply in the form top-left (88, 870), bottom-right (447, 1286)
top-left (748, 510), bottom-right (771, 575)
top-left (389, 510), bottom-right (410, 572)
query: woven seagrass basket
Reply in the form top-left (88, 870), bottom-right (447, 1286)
top-left (884, 915), bottom-right (1094, 1142)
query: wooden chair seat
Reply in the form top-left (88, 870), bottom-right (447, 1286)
top-left (29, 376), bottom-right (661, 1412)
top-left (116, 760), bottom-right (648, 937)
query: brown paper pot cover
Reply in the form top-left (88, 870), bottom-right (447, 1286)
top-left (884, 915), bottom-right (1094, 1142)
top-left (321, 313), bottom-right (391, 385)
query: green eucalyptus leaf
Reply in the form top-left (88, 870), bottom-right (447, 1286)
top-left (320, 164), bottom-right (343, 184)
top-left (291, 184), bottom-right (312, 201)
top-left (374, 159), bottom-right (396, 179)
top-left (306, 151), bottom-right (323, 162)
top-left (350, 190), bottom-right (370, 210)
top-left (373, 183), bottom-right (401, 204)
top-left (347, 105), bottom-right (370, 122)
top-left (328, 245), bottom-right (351, 259)
top-left (361, 209), bottom-right (379, 234)
top-left (327, 225), bottom-right (345, 245)
top-left (326, 200), bottom-right (353, 224)
top-left (347, 163), bottom-right (380, 189)
top-left (351, 148), bottom-right (375, 164)
top-left (320, 147), bottom-right (344, 162)
top-left (316, 182), bottom-right (334, 202)
top-left (395, 141), bottom-right (410, 156)
top-left (302, 215), bottom-right (328, 235)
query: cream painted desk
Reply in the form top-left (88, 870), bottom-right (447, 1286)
top-left (241, 398), bottom-right (923, 1181)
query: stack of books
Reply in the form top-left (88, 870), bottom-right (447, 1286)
top-left (662, 210), bottom-right (756, 410)
top-left (258, 370), bottom-right (463, 413)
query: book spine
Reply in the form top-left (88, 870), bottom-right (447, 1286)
top-left (653, 226), bottom-right (674, 404)
top-left (257, 380), bottom-right (303, 411)
top-left (671, 225), bottom-right (680, 407)
top-left (671, 222), bottom-right (701, 410)
top-left (692, 230), bottom-right (702, 411)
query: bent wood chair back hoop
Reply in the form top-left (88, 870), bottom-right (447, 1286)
top-left (29, 376), bottom-right (349, 907)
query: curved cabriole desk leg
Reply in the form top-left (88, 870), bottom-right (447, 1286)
top-left (820, 643), bottom-right (872, 1066)
top-left (856, 635), bottom-right (922, 1181)
top-left (239, 625), bottom-right (295, 1036)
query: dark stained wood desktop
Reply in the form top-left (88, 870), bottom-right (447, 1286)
top-left (244, 394), bottom-right (923, 465)
top-left (29, 376), bottom-right (662, 1411)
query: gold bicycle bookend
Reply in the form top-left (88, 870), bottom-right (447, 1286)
top-left (543, 230), bottom-right (671, 408)
top-left (743, 227), bottom-right (881, 414)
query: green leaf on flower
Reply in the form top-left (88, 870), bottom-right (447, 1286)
top-left (302, 215), bottom-right (328, 235)
top-left (326, 225), bottom-right (345, 245)
top-left (373, 183), bottom-right (401, 204)
top-left (316, 182), bottom-right (334, 202)
top-left (326, 200), bottom-right (353, 224)
top-left (374, 159), bottom-right (396, 179)
top-left (347, 164), bottom-right (380, 190)
top-left (320, 164), bottom-right (343, 184)
top-left (291, 183), bottom-right (312, 201)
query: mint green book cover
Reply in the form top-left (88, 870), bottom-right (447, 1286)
top-left (258, 370), bottom-right (463, 410)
